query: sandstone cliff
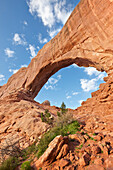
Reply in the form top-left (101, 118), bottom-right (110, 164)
top-left (1, 0), bottom-right (113, 169)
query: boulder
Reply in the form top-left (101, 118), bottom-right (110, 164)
top-left (33, 135), bottom-right (64, 168)
top-left (42, 100), bottom-right (50, 106)
top-left (79, 153), bottom-right (91, 166)
top-left (56, 144), bottom-right (69, 159)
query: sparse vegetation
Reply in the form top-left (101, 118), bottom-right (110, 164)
top-left (86, 133), bottom-right (97, 141)
top-left (57, 111), bottom-right (61, 117)
top-left (0, 102), bottom-right (80, 169)
top-left (37, 103), bottom-right (80, 158)
top-left (41, 109), bottom-right (53, 125)
top-left (41, 112), bottom-right (44, 122)
top-left (20, 161), bottom-right (31, 170)
top-left (37, 118), bottom-right (80, 158)
top-left (57, 102), bottom-right (67, 117)
top-left (39, 168), bottom-right (42, 170)
top-left (101, 150), bottom-right (103, 153)
top-left (0, 157), bottom-right (19, 170)
top-left (75, 144), bottom-right (83, 150)
top-left (0, 142), bottom-right (37, 170)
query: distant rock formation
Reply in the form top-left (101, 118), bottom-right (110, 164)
top-left (42, 100), bottom-right (50, 106)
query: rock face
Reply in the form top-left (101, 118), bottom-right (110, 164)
top-left (0, 0), bottom-right (113, 101)
top-left (33, 129), bottom-right (113, 170)
top-left (33, 135), bottom-right (65, 168)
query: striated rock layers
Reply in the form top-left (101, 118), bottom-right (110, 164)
top-left (1, 0), bottom-right (113, 160)
top-left (1, 0), bottom-right (113, 100)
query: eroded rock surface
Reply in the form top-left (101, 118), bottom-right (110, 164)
top-left (1, 0), bottom-right (113, 168)
top-left (0, 0), bottom-right (113, 100)
top-left (33, 127), bottom-right (113, 170)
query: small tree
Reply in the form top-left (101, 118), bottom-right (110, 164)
top-left (60, 102), bottom-right (66, 114)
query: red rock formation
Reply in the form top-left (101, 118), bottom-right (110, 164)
top-left (1, 0), bottom-right (113, 167)
top-left (1, 0), bottom-right (113, 100)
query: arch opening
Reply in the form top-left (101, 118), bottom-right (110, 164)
top-left (27, 56), bottom-right (105, 99)
top-left (35, 63), bottom-right (107, 109)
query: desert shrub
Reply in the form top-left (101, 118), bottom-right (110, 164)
top-left (21, 142), bottom-right (38, 160)
top-left (41, 112), bottom-right (45, 122)
top-left (40, 110), bottom-right (53, 125)
top-left (37, 111), bottom-right (80, 158)
top-left (20, 161), bottom-right (31, 170)
top-left (0, 142), bottom-right (37, 170)
top-left (57, 111), bottom-right (61, 117)
top-left (0, 157), bottom-right (19, 170)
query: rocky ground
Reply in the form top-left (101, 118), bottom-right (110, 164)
top-left (0, 0), bottom-right (113, 168)
top-left (33, 122), bottom-right (113, 170)
top-left (1, 93), bottom-right (113, 169)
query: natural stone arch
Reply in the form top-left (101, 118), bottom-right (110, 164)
top-left (0, 0), bottom-right (113, 100)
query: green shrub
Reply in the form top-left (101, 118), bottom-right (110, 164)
top-left (45, 109), bottom-right (49, 114)
top-left (0, 142), bottom-right (37, 170)
top-left (20, 161), bottom-right (31, 170)
top-left (41, 112), bottom-right (45, 122)
top-left (40, 110), bottom-right (53, 125)
top-left (0, 157), bottom-right (19, 170)
top-left (57, 111), bottom-right (61, 117)
top-left (37, 112), bottom-right (80, 158)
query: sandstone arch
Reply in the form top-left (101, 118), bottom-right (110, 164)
top-left (0, 0), bottom-right (113, 101)
top-left (1, 0), bottom-right (113, 158)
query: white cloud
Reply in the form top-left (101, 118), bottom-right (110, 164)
top-left (80, 67), bottom-right (107, 92)
top-left (0, 74), bottom-right (5, 82)
top-left (48, 77), bottom-right (58, 85)
top-left (57, 75), bottom-right (62, 79)
top-left (66, 96), bottom-right (71, 99)
top-left (27, 0), bottom-right (55, 28)
top-left (80, 78), bottom-right (98, 92)
top-left (84, 67), bottom-right (100, 76)
top-left (37, 46), bottom-right (40, 49)
top-left (44, 74), bottom-right (61, 90)
top-left (9, 69), bottom-right (18, 74)
top-left (72, 64), bottom-right (79, 68)
top-left (13, 33), bottom-right (27, 45)
top-left (4, 48), bottom-right (15, 58)
top-left (54, 0), bottom-right (71, 24)
top-left (9, 64), bottom-right (28, 75)
top-left (21, 64), bottom-right (28, 68)
top-left (97, 72), bottom-right (106, 81)
top-left (72, 92), bottom-right (79, 95)
top-left (45, 85), bottom-right (54, 90)
top-left (23, 21), bottom-right (28, 26)
top-left (27, 0), bottom-right (72, 28)
top-left (26, 44), bottom-right (37, 59)
top-left (47, 27), bottom-right (61, 38)
top-left (38, 34), bottom-right (48, 44)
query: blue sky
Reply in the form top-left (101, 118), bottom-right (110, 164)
top-left (0, 0), bottom-right (107, 109)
